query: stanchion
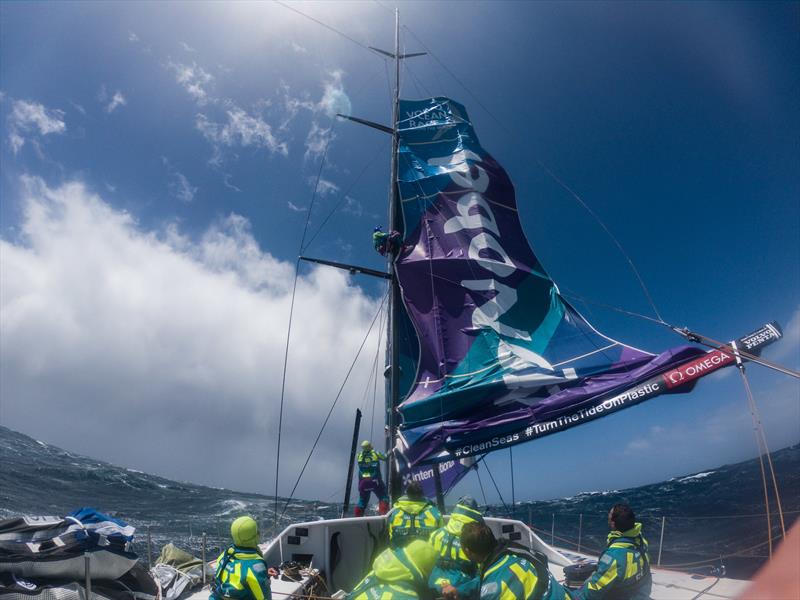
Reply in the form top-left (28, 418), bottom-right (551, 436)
top-left (84, 552), bottom-right (92, 600)
top-left (577, 514), bottom-right (583, 553)
top-left (551, 513), bottom-right (555, 546)
top-left (146, 525), bottom-right (153, 569)
top-left (657, 516), bottom-right (666, 566)
top-left (202, 532), bottom-right (207, 586)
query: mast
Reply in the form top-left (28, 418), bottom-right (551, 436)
top-left (386, 7), bottom-right (402, 504)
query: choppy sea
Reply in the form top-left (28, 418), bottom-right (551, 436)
top-left (1, 426), bottom-right (797, 580)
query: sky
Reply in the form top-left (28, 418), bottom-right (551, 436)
top-left (0, 1), bottom-right (798, 506)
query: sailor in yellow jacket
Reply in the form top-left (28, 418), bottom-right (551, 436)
top-left (428, 496), bottom-right (483, 599)
top-left (210, 516), bottom-right (277, 600)
top-left (347, 540), bottom-right (438, 600)
top-left (461, 522), bottom-right (571, 600)
top-left (387, 481), bottom-right (443, 548)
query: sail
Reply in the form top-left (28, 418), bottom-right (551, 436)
top-left (393, 98), bottom-right (782, 466)
top-left (402, 457), bottom-right (475, 499)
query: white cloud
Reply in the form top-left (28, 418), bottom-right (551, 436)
top-left (196, 108), bottom-right (288, 162)
top-left (180, 42), bottom-right (196, 53)
top-left (6, 99), bottom-right (66, 154)
top-left (342, 195), bottom-right (363, 217)
top-left (170, 61), bottom-right (214, 105)
top-left (287, 201), bottom-right (305, 212)
top-left (162, 157), bottom-right (198, 203)
top-left (318, 70), bottom-right (351, 117)
top-left (128, 31), bottom-right (139, 43)
top-left (0, 177), bottom-right (382, 497)
top-left (313, 177), bottom-right (339, 197)
top-left (304, 121), bottom-right (335, 161)
top-left (99, 86), bottom-right (127, 114)
top-left (291, 42), bottom-right (308, 54)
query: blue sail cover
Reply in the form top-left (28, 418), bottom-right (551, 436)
top-left (393, 98), bottom-right (712, 466)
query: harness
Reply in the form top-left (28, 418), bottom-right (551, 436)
top-left (608, 535), bottom-right (651, 584)
top-left (487, 542), bottom-right (551, 600)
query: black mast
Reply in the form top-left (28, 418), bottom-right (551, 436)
top-left (386, 7), bottom-right (402, 504)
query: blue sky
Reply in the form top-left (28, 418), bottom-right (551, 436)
top-left (1, 1), bottom-right (798, 504)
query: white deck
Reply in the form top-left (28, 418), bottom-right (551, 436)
top-left (187, 516), bottom-right (749, 599)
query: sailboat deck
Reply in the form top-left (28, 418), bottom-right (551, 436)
top-left (182, 515), bottom-right (750, 600)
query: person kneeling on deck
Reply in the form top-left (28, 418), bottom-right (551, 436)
top-left (573, 504), bottom-right (651, 600)
top-left (429, 496), bottom-right (483, 600)
top-left (347, 540), bottom-right (438, 600)
top-left (388, 481), bottom-right (443, 548)
top-left (356, 440), bottom-right (390, 516)
top-left (461, 522), bottom-right (571, 600)
top-left (210, 516), bottom-right (277, 600)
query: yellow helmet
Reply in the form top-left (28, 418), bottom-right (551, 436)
top-left (361, 440), bottom-right (372, 449)
top-left (231, 516), bottom-right (259, 548)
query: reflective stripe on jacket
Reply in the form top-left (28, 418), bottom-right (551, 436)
top-left (479, 541), bottom-right (571, 600)
top-left (428, 507), bottom-right (482, 598)
top-left (387, 498), bottom-right (443, 548)
top-left (575, 523), bottom-right (652, 600)
top-left (357, 449), bottom-right (386, 480)
top-left (209, 546), bottom-right (271, 600)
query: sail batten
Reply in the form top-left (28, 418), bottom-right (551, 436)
top-left (392, 97), bottom-right (782, 468)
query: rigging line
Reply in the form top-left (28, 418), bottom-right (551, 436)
top-left (738, 364), bottom-right (787, 539)
top-left (509, 447), bottom-right (516, 519)
top-left (561, 288), bottom-right (800, 378)
top-left (475, 464), bottom-right (489, 507)
top-left (482, 456), bottom-right (510, 513)
top-left (371, 297), bottom-right (387, 440)
top-left (274, 119), bottom-right (337, 529)
top-left (273, 0), bottom-right (381, 57)
top-left (402, 24), bottom-right (666, 325)
top-left (302, 139), bottom-right (385, 252)
top-left (279, 292), bottom-right (389, 520)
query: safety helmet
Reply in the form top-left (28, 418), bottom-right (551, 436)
top-left (230, 516), bottom-right (259, 548)
top-left (373, 225), bottom-right (383, 232)
top-left (361, 440), bottom-right (372, 449)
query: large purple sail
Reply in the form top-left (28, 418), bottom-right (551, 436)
top-left (392, 98), bottom-right (782, 467)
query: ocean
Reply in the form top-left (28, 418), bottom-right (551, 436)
top-left (1, 425), bottom-right (797, 580)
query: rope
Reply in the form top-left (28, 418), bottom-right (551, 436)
top-left (475, 465), bottom-right (488, 507)
top-left (509, 447), bottom-right (516, 519)
top-left (737, 361), bottom-right (787, 543)
top-left (273, 122), bottom-right (337, 529)
top-left (279, 292), bottom-right (388, 520)
top-left (273, 0), bottom-right (381, 56)
top-left (482, 457), bottom-right (510, 513)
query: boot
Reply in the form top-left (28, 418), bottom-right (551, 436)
top-left (378, 500), bottom-right (390, 515)
top-left (354, 506), bottom-right (364, 517)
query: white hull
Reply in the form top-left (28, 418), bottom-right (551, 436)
top-left (186, 515), bottom-right (750, 600)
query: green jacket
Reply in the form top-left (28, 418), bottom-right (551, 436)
top-left (575, 523), bottom-right (651, 600)
top-left (387, 497), bottom-right (443, 548)
top-left (357, 449), bottom-right (387, 480)
top-left (428, 504), bottom-right (483, 598)
top-left (479, 541), bottom-right (571, 600)
top-left (347, 545), bottom-right (431, 600)
top-left (210, 545), bottom-right (271, 600)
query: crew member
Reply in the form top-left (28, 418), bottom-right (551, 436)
top-left (355, 440), bottom-right (389, 516)
top-left (210, 516), bottom-right (277, 600)
top-left (429, 496), bottom-right (483, 600)
top-left (347, 540), bottom-right (438, 600)
top-left (461, 522), bottom-right (571, 600)
top-left (573, 504), bottom-right (651, 600)
top-left (387, 481), bottom-right (443, 548)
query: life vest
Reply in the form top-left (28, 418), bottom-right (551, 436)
top-left (357, 449), bottom-right (384, 480)
top-left (387, 498), bottom-right (443, 548)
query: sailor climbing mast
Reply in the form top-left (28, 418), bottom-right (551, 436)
top-left (386, 7), bottom-right (402, 504)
